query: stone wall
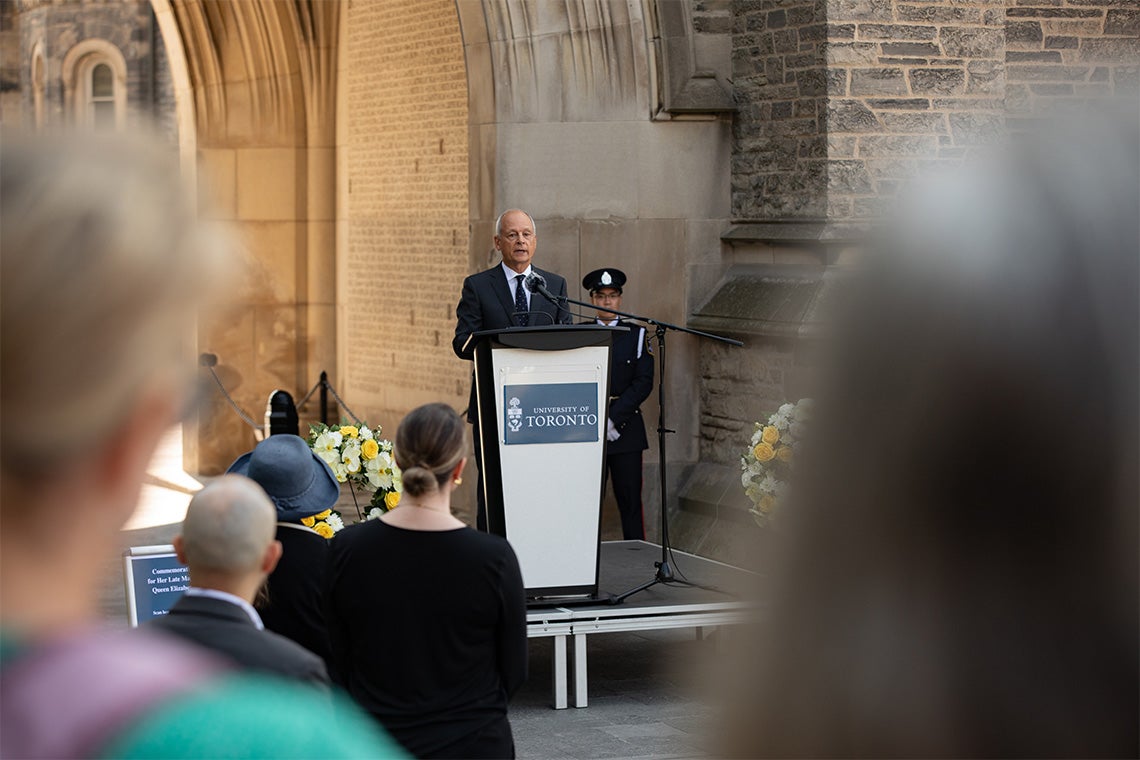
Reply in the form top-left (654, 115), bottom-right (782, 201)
top-left (699, 334), bottom-right (801, 464)
top-left (823, 0), bottom-right (1007, 220)
top-left (340, 0), bottom-right (470, 432)
top-left (699, 0), bottom-right (1138, 562)
top-left (732, 0), bottom-right (829, 219)
top-left (731, 0), bottom-right (1138, 223)
top-left (1005, 1), bottom-right (1140, 118)
top-left (12, 0), bottom-right (166, 129)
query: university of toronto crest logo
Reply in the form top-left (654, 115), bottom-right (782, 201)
top-left (507, 397), bottom-right (523, 432)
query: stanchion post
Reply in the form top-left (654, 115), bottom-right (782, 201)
top-left (319, 371), bottom-right (329, 425)
top-left (265, 390), bottom-right (299, 437)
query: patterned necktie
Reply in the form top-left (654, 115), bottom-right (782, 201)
top-left (514, 274), bottom-right (529, 326)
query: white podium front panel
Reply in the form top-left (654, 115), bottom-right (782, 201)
top-left (492, 345), bottom-right (609, 591)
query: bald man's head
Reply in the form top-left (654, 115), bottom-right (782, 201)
top-left (179, 475), bottom-right (277, 573)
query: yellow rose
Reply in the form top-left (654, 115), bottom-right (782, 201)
top-left (753, 442), bottom-right (775, 462)
top-left (758, 494), bottom-right (776, 514)
top-left (776, 446), bottom-right (793, 463)
top-left (313, 509), bottom-right (332, 520)
top-left (339, 425), bottom-right (359, 438)
top-left (313, 521), bottom-right (334, 539)
top-left (384, 491), bottom-right (401, 510)
top-left (361, 439), bottom-right (379, 461)
top-left (300, 515), bottom-right (316, 527)
top-left (761, 426), bottom-right (780, 445)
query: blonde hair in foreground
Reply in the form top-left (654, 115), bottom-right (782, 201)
top-left (0, 128), bottom-right (228, 480)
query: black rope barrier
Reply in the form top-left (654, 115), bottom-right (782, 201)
top-left (199, 354), bottom-right (362, 434)
top-left (199, 354), bottom-right (261, 432)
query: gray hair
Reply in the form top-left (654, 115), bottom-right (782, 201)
top-left (180, 475), bottom-right (277, 572)
top-left (0, 128), bottom-right (230, 479)
top-left (494, 209), bottom-right (536, 237)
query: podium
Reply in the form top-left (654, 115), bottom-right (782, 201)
top-left (468, 324), bottom-right (624, 600)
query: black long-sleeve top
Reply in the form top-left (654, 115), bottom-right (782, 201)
top-left (325, 520), bottom-right (527, 757)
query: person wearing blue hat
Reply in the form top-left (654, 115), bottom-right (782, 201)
top-left (227, 434), bottom-right (341, 669)
top-left (582, 268), bottom-right (654, 540)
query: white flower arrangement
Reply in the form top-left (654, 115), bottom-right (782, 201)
top-left (741, 398), bottom-right (812, 527)
top-left (308, 422), bottom-right (402, 514)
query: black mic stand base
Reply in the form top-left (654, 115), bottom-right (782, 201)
top-left (609, 556), bottom-right (697, 604)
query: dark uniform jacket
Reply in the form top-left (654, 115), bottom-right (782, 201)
top-left (589, 318), bottom-right (654, 454)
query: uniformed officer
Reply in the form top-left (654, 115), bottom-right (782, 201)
top-left (582, 268), bottom-right (654, 540)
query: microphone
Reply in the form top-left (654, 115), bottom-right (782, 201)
top-left (524, 272), bottom-right (563, 306)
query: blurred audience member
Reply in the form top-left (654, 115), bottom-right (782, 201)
top-left (719, 108), bottom-right (1138, 757)
top-left (0, 129), bottom-right (404, 758)
top-left (326, 403), bottom-right (528, 759)
top-left (148, 475), bottom-right (330, 691)
top-left (227, 434), bottom-right (340, 669)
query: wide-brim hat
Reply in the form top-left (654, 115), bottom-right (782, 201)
top-left (226, 434), bottom-right (339, 521)
top-left (582, 268), bottom-right (626, 294)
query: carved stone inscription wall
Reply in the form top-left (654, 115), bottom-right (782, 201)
top-left (343, 0), bottom-right (469, 422)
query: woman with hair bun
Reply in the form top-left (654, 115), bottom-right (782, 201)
top-left (325, 403), bottom-right (527, 759)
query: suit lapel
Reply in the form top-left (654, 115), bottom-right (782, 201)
top-left (487, 267), bottom-right (518, 325)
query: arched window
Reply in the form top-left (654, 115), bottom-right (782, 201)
top-left (88, 63), bottom-right (116, 129)
top-left (61, 40), bottom-right (128, 131)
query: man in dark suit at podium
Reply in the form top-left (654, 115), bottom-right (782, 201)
top-left (582, 268), bottom-right (654, 540)
top-left (148, 476), bottom-right (331, 692)
top-left (453, 209), bottom-right (573, 530)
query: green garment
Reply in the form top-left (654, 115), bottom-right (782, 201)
top-left (1, 631), bottom-right (408, 759)
top-left (103, 675), bottom-right (408, 759)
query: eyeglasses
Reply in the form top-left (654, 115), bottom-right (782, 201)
top-left (592, 292), bottom-right (621, 301)
top-left (501, 231), bottom-right (534, 242)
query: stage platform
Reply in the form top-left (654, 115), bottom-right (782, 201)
top-left (525, 540), bottom-right (756, 709)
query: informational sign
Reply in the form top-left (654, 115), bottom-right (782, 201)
top-left (123, 545), bottom-right (189, 626)
top-left (503, 382), bottom-right (600, 445)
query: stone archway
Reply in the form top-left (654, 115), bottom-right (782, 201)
top-left (150, 0), bottom-right (342, 474)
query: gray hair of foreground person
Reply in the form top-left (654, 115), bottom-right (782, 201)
top-left (0, 128), bottom-right (229, 636)
top-left (1, 129), bottom-right (227, 480)
top-left (0, 129), bottom-right (420, 760)
top-left (717, 107), bottom-right (1139, 758)
top-left (176, 476), bottom-right (280, 577)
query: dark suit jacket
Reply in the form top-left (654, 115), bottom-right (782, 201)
top-left (583, 319), bottom-right (654, 454)
top-left (453, 264), bottom-right (572, 420)
top-left (148, 593), bottom-right (330, 691)
top-left (259, 524), bottom-right (332, 670)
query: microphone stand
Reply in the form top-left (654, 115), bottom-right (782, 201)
top-left (531, 289), bottom-right (742, 604)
